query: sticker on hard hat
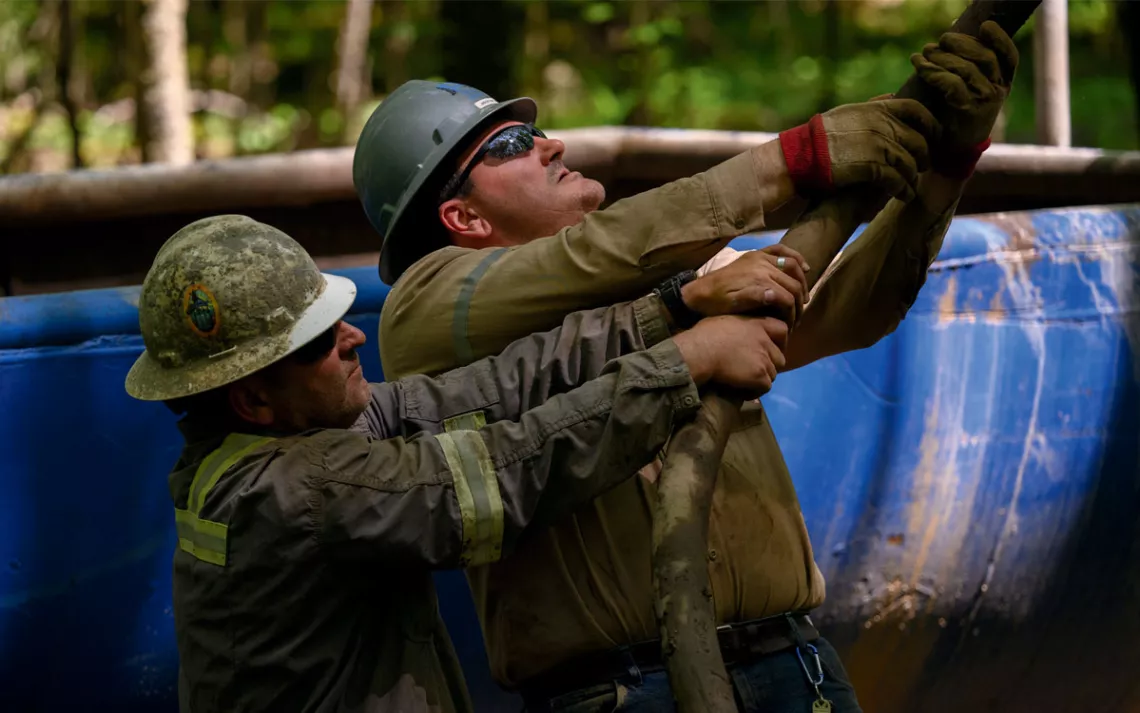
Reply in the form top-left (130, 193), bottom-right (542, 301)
top-left (474, 98), bottom-right (496, 109)
top-left (183, 284), bottom-right (221, 338)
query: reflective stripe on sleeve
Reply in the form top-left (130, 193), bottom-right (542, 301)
top-left (434, 429), bottom-right (504, 566)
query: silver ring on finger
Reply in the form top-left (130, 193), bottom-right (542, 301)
top-left (776, 256), bottom-right (787, 269)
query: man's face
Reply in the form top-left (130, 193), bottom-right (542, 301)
top-left (441, 120), bottom-right (606, 245)
top-left (253, 320), bottom-right (372, 432)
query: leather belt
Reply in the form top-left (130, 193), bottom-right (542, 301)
top-left (519, 612), bottom-right (819, 704)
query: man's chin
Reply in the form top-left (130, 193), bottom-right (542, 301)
top-left (579, 178), bottom-right (606, 213)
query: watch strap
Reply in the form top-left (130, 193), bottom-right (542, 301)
top-left (653, 270), bottom-right (701, 329)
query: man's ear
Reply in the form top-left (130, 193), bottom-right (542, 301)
top-left (228, 378), bottom-right (275, 426)
top-left (439, 198), bottom-right (493, 241)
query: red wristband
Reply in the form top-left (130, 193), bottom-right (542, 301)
top-left (779, 114), bottom-right (833, 196)
top-left (931, 138), bottom-right (991, 180)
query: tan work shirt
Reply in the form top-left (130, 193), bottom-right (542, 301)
top-left (169, 299), bottom-right (697, 713)
top-left (379, 145), bottom-right (954, 688)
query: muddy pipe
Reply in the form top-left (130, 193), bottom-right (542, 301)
top-left (649, 2), bottom-right (1042, 711)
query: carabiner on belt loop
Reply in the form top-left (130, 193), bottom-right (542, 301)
top-left (617, 646), bottom-right (644, 686)
top-left (795, 643), bottom-right (825, 687)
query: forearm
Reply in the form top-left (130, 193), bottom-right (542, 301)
top-left (314, 342), bottom-right (699, 569)
top-left (381, 142), bottom-right (791, 379)
top-left (785, 171), bottom-right (959, 370)
top-left (494, 340), bottom-right (700, 534)
top-left (386, 294), bottom-right (673, 433)
top-left (752, 139), bottom-right (797, 216)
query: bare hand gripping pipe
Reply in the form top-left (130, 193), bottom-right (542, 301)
top-left (650, 2), bottom-right (1041, 710)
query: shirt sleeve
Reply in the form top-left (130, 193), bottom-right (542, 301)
top-left (361, 293), bottom-right (674, 439)
top-left (293, 341), bottom-right (700, 569)
top-left (785, 195), bottom-right (956, 369)
top-left (379, 147), bottom-right (771, 379)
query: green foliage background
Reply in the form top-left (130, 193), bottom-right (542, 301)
top-left (0, 0), bottom-right (1134, 174)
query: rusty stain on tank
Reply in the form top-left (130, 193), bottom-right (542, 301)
top-left (973, 211), bottom-right (1040, 262)
top-left (936, 274), bottom-right (958, 323)
top-left (981, 285), bottom-right (1007, 323)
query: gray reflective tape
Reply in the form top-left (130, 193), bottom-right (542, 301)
top-left (451, 248), bottom-right (507, 365)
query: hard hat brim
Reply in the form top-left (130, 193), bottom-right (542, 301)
top-left (377, 96), bottom-right (538, 286)
top-left (124, 273), bottom-right (358, 402)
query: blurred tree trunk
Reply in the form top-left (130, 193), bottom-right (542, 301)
top-left (0, 94), bottom-right (42, 174)
top-left (223, 0), bottom-right (251, 97)
top-left (440, 0), bottom-right (516, 100)
top-left (335, 0), bottom-right (374, 131)
top-left (122, 0), bottom-right (145, 161)
top-left (521, 0), bottom-right (549, 99)
top-left (3, 0), bottom-right (58, 173)
top-left (1120, 0), bottom-right (1140, 146)
top-left (381, 0), bottom-right (413, 94)
top-left (137, 0), bottom-right (193, 165)
top-left (58, 0), bottom-right (82, 168)
top-left (220, 0), bottom-right (252, 152)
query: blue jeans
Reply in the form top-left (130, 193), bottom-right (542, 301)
top-left (529, 637), bottom-right (862, 713)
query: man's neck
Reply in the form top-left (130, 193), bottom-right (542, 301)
top-left (176, 410), bottom-right (288, 446)
top-left (450, 232), bottom-right (518, 251)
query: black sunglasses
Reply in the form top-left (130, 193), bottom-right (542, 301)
top-left (290, 323), bottom-right (338, 365)
top-left (439, 123), bottom-right (547, 203)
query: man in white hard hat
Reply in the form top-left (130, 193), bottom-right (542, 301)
top-left (125, 214), bottom-right (795, 713)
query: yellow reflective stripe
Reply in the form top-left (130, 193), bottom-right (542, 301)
top-left (178, 433), bottom-right (275, 566)
top-left (188, 447), bottom-right (229, 511)
top-left (443, 410), bottom-right (486, 433)
top-left (435, 429), bottom-right (504, 566)
top-left (175, 508), bottom-right (228, 566)
top-left (451, 430), bottom-right (504, 565)
top-left (189, 434), bottom-right (275, 514)
top-left (436, 433), bottom-right (479, 566)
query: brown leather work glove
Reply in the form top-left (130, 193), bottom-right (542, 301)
top-left (779, 98), bottom-right (941, 203)
top-left (910, 20), bottom-right (1019, 178)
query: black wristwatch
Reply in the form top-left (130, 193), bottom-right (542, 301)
top-left (653, 269), bottom-right (702, 329)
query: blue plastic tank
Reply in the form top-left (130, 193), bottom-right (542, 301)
top-left (1, 204), bottom-right (1136, 712)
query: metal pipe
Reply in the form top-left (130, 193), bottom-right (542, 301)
top-left (1034, 0), bottom-right (1071, 147)
top-left (3, 132), bottom-right (1137, 228)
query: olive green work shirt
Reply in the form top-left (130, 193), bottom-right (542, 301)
top-left (169, 298), bottom-right (698, 713)
top-left (378, 144), bottom-right (955, 688)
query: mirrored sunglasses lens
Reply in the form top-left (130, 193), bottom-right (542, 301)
top-left (486, 127), bottom-right (535, 159)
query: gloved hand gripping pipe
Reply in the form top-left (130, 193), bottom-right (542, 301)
top-left (649, 3), bottom-right (1042, 710)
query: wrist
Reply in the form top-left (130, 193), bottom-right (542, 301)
top-left (778, 114), bottom-right (833, 197)
top-left (931, 138), bottom-right (990, 180)
top-left (915, 170), bottom-right (966, 215)
top-left (680, 278), bottom-right (707, 317)
top-left (753, 140), bottom-right (797, 212)
top-left (671, 331), bottom-right (712, 386)
top-left (653, 270), bottom-right (701, 329)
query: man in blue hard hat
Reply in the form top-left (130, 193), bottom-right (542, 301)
top-left (353, 22), bottom-right (1019, 712)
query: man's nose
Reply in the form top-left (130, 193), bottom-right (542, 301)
top-left (536, 135), bottom-right (565, 165)
top-left (338, 321), bottom-right (367, 352)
